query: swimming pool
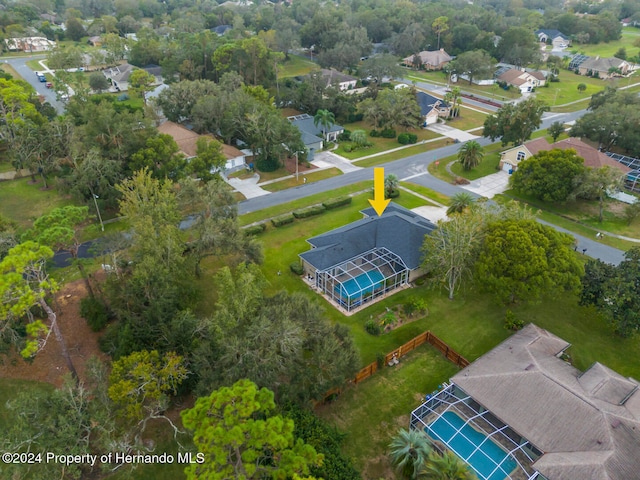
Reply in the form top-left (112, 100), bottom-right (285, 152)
top-left (426, 411), bottom-right (517, 480)
top-left (335, 270), bottom-right (384, 299)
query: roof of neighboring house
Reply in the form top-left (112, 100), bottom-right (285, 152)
top-left (158, 121), bottom-right (200, 158)
top-left (497, 68), bottom-right (546, 86)
top-left (300, 203), bottom-right (436, 271)
top-left (416, 91), bottom-right (448, 116)
top-left (551, 138), bottom-right (632, 172)
top-left (580, 56), bottom-right (628, 73)
top-left (212, 24), bottom-right (232, 35)
top-left (403, 48), bottom-right (452, 66)
top-left (317, 68), bottom-right (357, 87)
top-left (535, 29), bottom-right (570, 40)
top-left (142, 64), bottom-right (162, 77)
top-left (288, 113), bottom-right (343, 140)
top-left (88, 35), bottom-right (101, 44)
top-left (104, 63), bottom-right (135, 83)
top-left (221, 143), bottom-right (244, 160)
top-left (452, 324), bottom-right (640, 480)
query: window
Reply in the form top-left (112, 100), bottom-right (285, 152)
top-left (517, 151), bottom-right (526, 161)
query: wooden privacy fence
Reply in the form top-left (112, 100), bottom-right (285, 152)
top-left (321, 330), bottom-right (470, 403)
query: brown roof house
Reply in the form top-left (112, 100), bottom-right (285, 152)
top-left (318, 69), bottom-right (357, 91)
top-left (498, 137), bottom-right (632, 174)
top-left (157, 121), bottom-right (246, 175)
top-left (4, 36), bottom-right (55, 52)
top-left (497, 68), bottom-right (546, 93)
top-left (411, 324), bottom-right (640, 480)
top-left (403, 49), bottom-right (452, 71)
top-left (578, 56), bottom-right (630, 79)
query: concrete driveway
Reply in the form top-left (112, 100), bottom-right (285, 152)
top-left (461, 171), bottom-right (511, 198)
top-left (426, 123), bottom-right (479, 142)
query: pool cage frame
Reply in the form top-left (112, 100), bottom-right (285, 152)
top-left (315, 247), bottom-right (409, 312)
top-left (410, 384), bottom-right (545, 480)
top-left (605, 152), bottom-right (640, 193)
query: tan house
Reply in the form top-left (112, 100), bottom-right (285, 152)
top-left (157, 121), bottom-right (246, 174)
top-left (497, 68), bottom-right (546, 93)
top-left (412, 324), bottom-right (640, 480)
top-left (578, 56), bottom-right (630, 79)
top-left (499, 137), bottom-right (632, 174)
top-left (403, 48), bottom-right (452, 71)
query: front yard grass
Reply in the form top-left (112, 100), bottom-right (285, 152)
top-left (445, 107), bottom-right (488, 131)
top-left (353, 138), bottom-right (451, 168)
top-left (0, 178), bottom-right (74, 230)
top-left (1, 63), bottom-right (23, 79)
top-left (261, 167), bottom-right (342, 192)
top-left (278, 54), bottom-right (318, 78)
top-left (535, 70), bottom-right (614, 106)
top-left (400, 182), bottom-right (451, 206)
top-left (450, 152), bottom-right (501, 180)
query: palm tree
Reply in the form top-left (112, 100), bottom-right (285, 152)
top-left (421, 450), bottom-right (477, 480)
top-left (385, 173), bottom-right (399, 198)
top-left (457, 140), bottom-right (484, 171)
top-left (446, 192), bottom-right (475, 216)
top-left (313, 109), bottom-right (336, 145)
top-left (389, 428), bottom-right (432, 479)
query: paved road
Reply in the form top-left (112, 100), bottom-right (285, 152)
top-left (3, 55), bottom-right (65, 113)
top-left (239, 108), bottom-right (626, 265)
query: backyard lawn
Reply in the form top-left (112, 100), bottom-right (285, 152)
top-left (278, 54), bottom-right (318, 78)
top-left (0, 178), bottom-right (74, 230)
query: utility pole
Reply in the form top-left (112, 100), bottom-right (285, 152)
top-left (92, 192), bottom-right (104, 231)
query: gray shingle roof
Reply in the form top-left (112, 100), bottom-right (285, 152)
top-left (416, 92), bottom-right (448, 116)
top-left (288, 113), bottom-right (343, 140)
top-left (452, 324), bottom-right (640, 480)
top-left (300, 203), bottom-right (435, 271)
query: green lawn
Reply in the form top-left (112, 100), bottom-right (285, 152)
top-left (450, 151), bottom-right (501, 180)
top-left (573, 27), bottom-right (640, 58)
top-left (278, 54), bottom-right (318, 78)
top-left (353, 139), bottom-right (451, 168)
top-left (0, 178), bottom-right (74, 230)
top-left (400, 181), bottom-right (451, 206)
top-left (261, 167), bottom-right (342, 192)
top-left (445, 107), bottom-right (488, 131)
top-left (1, 63), bottom-right (23, 80)
top-left (238, 181), bottom-right (372, 226)
top-left (318, 345), bottom-right (460, 479)
top-left (536, 70), bottom-right (615, 107)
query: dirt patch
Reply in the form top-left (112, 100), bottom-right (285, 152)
top-left (283, 155), bottom-right (317, 175)
top-left (0, 277), bottom-right (109, 387)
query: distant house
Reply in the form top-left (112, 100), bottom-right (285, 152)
top-left (403, 48), bottom-right (452, 71)
top-left (103, 63), bottom-right (135, 92)
top-left (40, 13), bottom-right (61, 25)
top-left (578, 56), bottom-right (630, 79)
top-left (288, 113), bottom-right (344, 161)
top-left (411, 324), bottom-right (640, 480)
top-left (157, 121), bottom-right (246, 174)
top-left (211, 24), bottom-right (232, 36)
top-left (499, 137), bottom-right (632, 174)
top-left (4, 36), bottom-right (55, 52)
top-left (317, 69), bottom-right (358, 91)
top-left (535, 29), bottom-right (570, 48)
top-left (87, 36), bottom-right (102, 47)
top-left (416, 91), bottom-right (450, 126)
top-left (497, 68), bottom-right (546, 93)
top-left (299, 203), bottom-right (436, 312)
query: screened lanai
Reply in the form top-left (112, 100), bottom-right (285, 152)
top-left (316, 247), bottom-right (409, 312)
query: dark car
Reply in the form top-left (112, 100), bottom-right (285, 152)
top-left (37, 74), bottom-right (46, 82)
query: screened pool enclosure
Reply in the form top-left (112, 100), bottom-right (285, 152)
top-left (315, 247), bottom-right (409, 312)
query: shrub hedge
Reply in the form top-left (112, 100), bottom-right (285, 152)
top-left (245, 223), bottom-right (267, 235)
top-left (293, 204), bottom-right (326, 219)
top-left (271, 213), bottom-right (295, 227)
top-left (290, 262), bottom-right (304, 275)
top-left (398, 133), bottom-right (418, 144)
top-left (322, 196), bottom-right (352, 209)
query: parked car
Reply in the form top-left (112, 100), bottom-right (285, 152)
top-left (45, 82), bottom-right (53, 88)
top-left (37, 74), bottom-right (46, 82)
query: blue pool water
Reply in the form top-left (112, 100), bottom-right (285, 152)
top-left (335, 270), bottom-right (384, 299)
top-left (426, 411), bottom-right (517, 480)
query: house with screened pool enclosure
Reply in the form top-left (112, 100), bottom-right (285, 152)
top-left (299, 203), bottom-right (436, 312)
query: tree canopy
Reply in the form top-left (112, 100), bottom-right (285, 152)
top-left (181, 379), bottom-right (322, 480)
top-left (510, 149), bottom-right (586, 203)
top-left (476, 220), bottom-right (583, 305)
top-left (482, 98), bottom-right (548, 146)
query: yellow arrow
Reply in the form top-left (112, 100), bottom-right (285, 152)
top-left (368, 167), bottom-right (391, 216)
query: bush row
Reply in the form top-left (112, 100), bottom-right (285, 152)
top-left (244, 223), bottom-right (267, 235)
top-left (271, 213), bottom-right (295, 227)
top-left (322, 196), bottom-right (352, 209)
top-left (397, 133), bottom-right (418, 145)
top-left (293, 204), bottom-right (326, 218)
top-left (370, 128), bottom-right (396, 138)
